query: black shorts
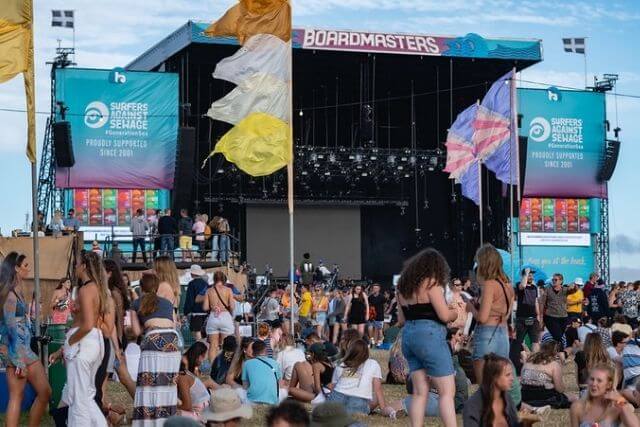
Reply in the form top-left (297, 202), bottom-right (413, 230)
top-left (189, 314), bottom-right (208, 332)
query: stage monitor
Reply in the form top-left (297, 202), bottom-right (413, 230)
top-left (255, 275), bottom-right (268, 287)
top-left (55, 67), bottom-right (179, 189)
top-left (392, 274), bottom-right (400, 287)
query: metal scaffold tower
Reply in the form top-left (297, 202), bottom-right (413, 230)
top-left (37, 47), bottom-right (75, 219)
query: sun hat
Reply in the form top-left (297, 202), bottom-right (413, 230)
top-left (202, 388), bottom-right (252, 422)
top-left (310, 402), bottom-right (354, 427)
top-left (189, 264), bottom-right (206, 277)
top-left (574, 277), bottom-right (584, 286)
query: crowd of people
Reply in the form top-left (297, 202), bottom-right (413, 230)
top-left (2, 243), bottom-right (640, 426)
top-left (39, 208), bottom-right (232, 264)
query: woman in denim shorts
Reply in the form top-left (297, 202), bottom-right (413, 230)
top-left (396, 248), bottom-right (458, 427)
top-left (466, 244), bottom-right (515, 384)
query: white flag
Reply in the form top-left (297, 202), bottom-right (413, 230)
top-left (213, 34), bottom-right (290, 89)
top-left (52, 10), bottom-right (74, 28)
top-left (562, 37), bottom-right (585, 54)
top-left (207, 73), bottom-right (289, 125)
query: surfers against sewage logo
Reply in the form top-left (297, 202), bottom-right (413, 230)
top-left (529, 116), bottom-right (583, 148)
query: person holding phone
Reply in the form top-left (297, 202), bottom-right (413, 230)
top-left (0, 252), bottom-right (51, 427)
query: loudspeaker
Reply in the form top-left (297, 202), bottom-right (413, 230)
top-left (53, 121), bottom-right (75, 167)
top-left (171, 127), bottom-right (196, 213)
top-left (598, 139), bottom-right (621, 182)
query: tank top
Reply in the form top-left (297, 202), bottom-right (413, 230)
top-left (401, 303), bottom-right (444, 324)
top-left (186, 371), bottom-right (210, 406)
top-left (349, 297), bottom-right (366, 322)
top-left (319, 363), bottom-right (334, 387)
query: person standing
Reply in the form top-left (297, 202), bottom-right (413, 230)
top-left (63, 208), bottom-right (81, 232)
top-left (344, 284), bottom-right (369, 337)
top-left (312, 286), bottom-right (329, 339)
top-left (300, 253), bottom-right (314, 286)
top-left (367, 283), bottom-right (386, 347)
top-left (258, 287), bottom-right (281, 323)
top-left (514, 268), bottom-right (541, 353)
top-left (130, 209), bottom-right (149, 264)
top-left (617, 282), bottom-right (640, 329)
top-left (183, 265), bottom-right (210, 341)
top-left (0, 253), bottom-right (51, 427)
top-left (582, 272), bottom-right (599, 299)
top-left (158, 209), bottom-right (178, 259)
top-left (201, 271), bottom-right (235, 362)
top-left (328, 289), bottom-right (346, 345)
top-left (448, 278), bottom-right (469, 330)
top-left (541, 273), bottom-right (575, 344)
top-left (179, 209), bottom-right (194, 262)
top-left (66, 251), bottom-right (110, 426)
top-left (298, 284), bottom-right (313, 326)
top-left (192, 214), bottom-right (207, 261)
top-left (586, 280), bottom-right (610, 322)
top-left (467, 244), bottom-right (515, 384)
top-left (217, 215), bottom-right (231, 264)
top-left (396, 248), bottom-right (457, 427)
top-left (566, 278), bottom-right (585, 321)
top-left (50, 209), bottom-right (65, 237)
top-left (130, 273), bottom-right (181, 426)
top-left (148, 209), bottom-right (161, 259)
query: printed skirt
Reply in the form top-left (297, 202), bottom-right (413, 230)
top-left (132, 329), bottom-right (181, 426)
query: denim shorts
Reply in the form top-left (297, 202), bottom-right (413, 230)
top-left (314, 312), bottom-right (327, 326)
top-left (472, 324), bottom-right (509, 360)
top-left (402, 320), bottom-right (454, 377)
top-left (326, 390), bottom-right (370, 415)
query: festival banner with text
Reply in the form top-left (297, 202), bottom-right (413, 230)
top-left (55, 68), bottom-right (179, 189)
top-left (519, 88), bottom-right (607, 198)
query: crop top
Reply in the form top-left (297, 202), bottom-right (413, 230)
top-left (132, 296), bottom-right (174, 325)
top-left (401, 303), bottom-right (445, 325)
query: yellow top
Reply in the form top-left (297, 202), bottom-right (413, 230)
top-left (299, 291), bottom-right (312, 317)
top-left (566, 289), bottom-right (584, 313)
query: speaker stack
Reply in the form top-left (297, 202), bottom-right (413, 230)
top-left (53, 121), bottom-right (75, 167)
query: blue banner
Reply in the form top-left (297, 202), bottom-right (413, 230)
top-left (519, 88), bottom-right (607, 198)
top-left (55, 67), bottom-right (179, 189)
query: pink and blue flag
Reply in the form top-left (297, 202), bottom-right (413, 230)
top-left (473, 71), bottom-right (517, 185)
top-left (444, 103), bottom-right (480, 205)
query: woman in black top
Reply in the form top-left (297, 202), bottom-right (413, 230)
top-left (288, 342), bottom-right (335, 403)
top-left (344, 284), bottom-right (369, 336)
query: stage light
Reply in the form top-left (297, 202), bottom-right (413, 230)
top-left (324, 171), bottom-right (331, 176)
top-left (216, 169), bottom-right (224, 174)
top-left (317, 154), bottom-right (325, 160)
top-left (429, 156), bottom-right (438, 167)
top-left (428, 166), bottom-right (435, 172)
top-left (361, 172), bottom-right (368, 177)
top-left (299, 110), bottom-right (304, 116)
top-left (397, 165), bottom-right (404, 170)
top-left (310, 153), bottom-right (318, 162)
top-left (329, 153), bottom-right (336, 163)
top-left (370, 155), bottom-right (377, 160)
top-left (387, 155), bottom-right (396, 164)
top-left (404, 173), bottom-right (411, 178)
top-left (400, 156), bottom-right (408, 162)
top-left (355, 153), bottom-right (363, 163)
top-left (348, 154), bottom-right (355, 160)
top-left (301, 171), bottom-right (308, 176)
top-left (409, 156), bottom-right (416, 165)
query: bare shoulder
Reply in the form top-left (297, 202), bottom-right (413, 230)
top-left (570, 399), bottom-right (585, 414)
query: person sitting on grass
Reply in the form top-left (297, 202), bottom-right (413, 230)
top-left (225, 337), bottom-right (254, 389)
top-left (211, 336), bottom-right (237, 386)
top-left (288, 342), bottom-right (335, 403)
top-left (266, 400), bottom-right (310, 427)
top-left (520, 340), bottom-right (575, 409)
top-left (326, 338), bottom-right (390, 415)
top-left (242, 339), bottom-right (283, 405)
top-left (275, 333), bottom-right (306, 384)
top-left (570, 364), bottom-right (639, 427)
top-left (178, 342), bottom-right (221, 421)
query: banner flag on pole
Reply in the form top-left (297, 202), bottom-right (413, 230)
top-left (444, 103), bottom-right (480, 205)
top-left (562, 37), bottom-right (585, 54)
top-left (475, 71), bottom-right (517, 185)
top-left (203, 0), bottom-right (292, 177)
top-left (0, 0), bottom-right (36, 163)
top-left (51, 10), bottom-right (74, 28)
top-left (460, 160), bottom-right (480, 206)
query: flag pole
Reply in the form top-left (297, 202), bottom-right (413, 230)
top-left (511, 67), bottom-right (520, 282)
top-left (478, 159), bottom-right (483, 245)
top-left (287, 25), bottom-right (295, 337)
top-left (583, 39), bottom-right (587, 89)
top-left (31, 161), bottom-right (41, 341)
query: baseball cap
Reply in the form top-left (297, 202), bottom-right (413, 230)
top-left (574, 277), bottom-right (584, 286)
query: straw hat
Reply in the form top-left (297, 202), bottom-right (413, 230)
top-left (202, 388), bottom-right (252, 422)
top-left (189, 264), bottom-right (206, 277)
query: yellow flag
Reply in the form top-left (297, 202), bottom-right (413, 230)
top-left (205, 0), bottom-right (291, 44)
top-left (0, 0), bottom-right (36, 162)
top-left (211, 112), bottom-right (291, 176)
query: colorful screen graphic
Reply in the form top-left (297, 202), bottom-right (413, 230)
top-left (54, 67), bottom-right (179, 189)
top-left (520, 198), bottom-right (590, 233)
top-left (70, 188), bottom-right (169, 226)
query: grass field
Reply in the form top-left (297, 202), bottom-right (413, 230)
top-left (0, 349), bottom-right (584, 426)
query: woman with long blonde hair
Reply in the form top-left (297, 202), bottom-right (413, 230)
top-left (467, 244), bottom-right (515, 383)
top-left (65, 251), bottom-right (110, 425)
top-left (574, 332), bottom-right (613, 389)
top-left (570, 364), bottom-right (639, 427)
top-left (153, 255), bottom-right (180, 307)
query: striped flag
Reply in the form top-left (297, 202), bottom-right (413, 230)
top-left (562, 37), bottom-right (585, 54)
top-left (52, 10), bottom-right (74, 28)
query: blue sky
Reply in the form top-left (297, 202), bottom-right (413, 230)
top-left (1, 0), bottom-right (639, 279)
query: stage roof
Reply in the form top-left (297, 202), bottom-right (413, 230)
top-left (126, 21), bottom-right (543, 71)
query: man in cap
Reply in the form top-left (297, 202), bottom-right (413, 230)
top-left (183, 264), bottom-right (210, 340)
